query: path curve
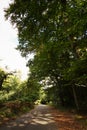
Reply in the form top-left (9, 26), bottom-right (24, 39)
top-left (0, 104), bottom-right (58, 130)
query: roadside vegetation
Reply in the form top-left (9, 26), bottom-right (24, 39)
top-left (0, 68), bottom-right (41, 125)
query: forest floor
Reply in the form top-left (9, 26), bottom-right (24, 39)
top-left (52, 107), bottom-right (87, 130)
top-left (0, 104), bottom-right (87, 130)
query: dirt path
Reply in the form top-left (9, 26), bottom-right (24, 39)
top-left (0, 104), bottom-right (58, 130)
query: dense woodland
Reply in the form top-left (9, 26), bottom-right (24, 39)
top-left (0, 0), bottom-right (87, 119)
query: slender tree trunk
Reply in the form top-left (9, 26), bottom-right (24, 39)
top-left (56, 79), bottom-right (65, 106)
top-left (72, 85), bottom-right (79, 110)
top-left (70, 39), bottom-right (80, 110)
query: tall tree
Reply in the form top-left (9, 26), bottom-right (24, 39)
top-left (5, 0), bottom-right (87, 109)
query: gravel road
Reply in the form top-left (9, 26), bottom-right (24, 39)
top-left (0, 104), bottom-right (58, 130)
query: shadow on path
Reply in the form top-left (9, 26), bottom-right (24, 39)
top-left (0, 104), bottom-right (58, 130)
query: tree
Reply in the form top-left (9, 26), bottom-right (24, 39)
top-left (0, 68), bottom-right (15, 90)
top-left (17, 76), bottom-right (41, 102)
top-left (3, 74), bottom-right (21, 93)
top-left (5, 0), bottom-right (87, 110)
top-left (0, 68), bottom-right (7, 90)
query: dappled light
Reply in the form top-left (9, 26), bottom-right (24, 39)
top-left (0, 105), bottom-right (57, 130)
top-left (52, 108), bottom-right (87, 130)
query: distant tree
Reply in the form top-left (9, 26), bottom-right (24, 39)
top-left (0, 68), bottom-right (15, 90)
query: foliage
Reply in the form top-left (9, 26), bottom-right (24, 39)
top-left (0, 67), bottom-right (40, 124)
top-left (0, 68), bottom-right (8, 90)
top-left (0, 66), bottom-right (41, 103)
top-left (5, 0), bottom-right (87, 111)
top-left (16, 76), bottom-right (41, 103)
